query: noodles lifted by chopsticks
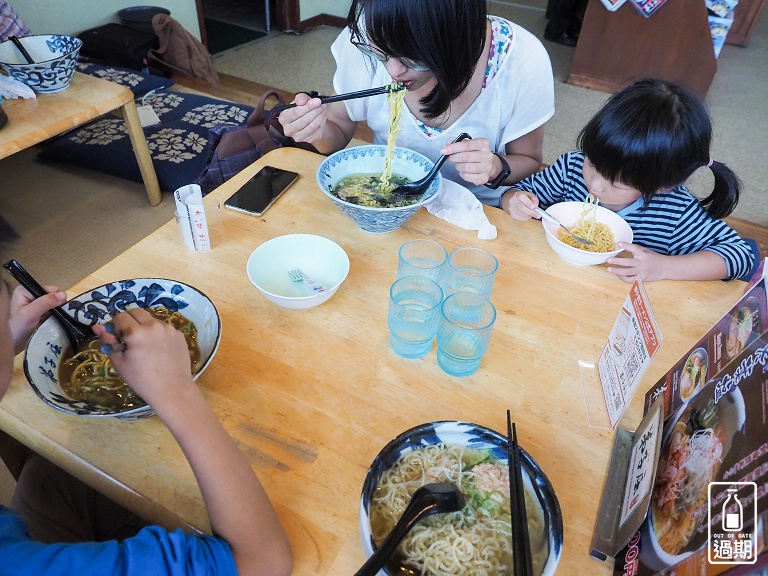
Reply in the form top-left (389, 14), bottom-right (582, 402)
top-left (557, 194), bottom-right (615, 253)
top-left (379, 85), bottom-right (406, 193)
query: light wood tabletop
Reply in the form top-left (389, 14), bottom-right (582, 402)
top-left (0, 147), bottom-right (748, 575)
top-left (0, 71), bottom-right (162, 206)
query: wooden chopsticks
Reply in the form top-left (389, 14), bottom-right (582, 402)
top-left (269, 83), bottom-right (405, 115)
top-left (507, 411), bottom-right (534, 576)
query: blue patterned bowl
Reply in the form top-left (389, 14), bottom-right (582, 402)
top-left (359, 420), bottom-right (563, 576)
top-left (23, 278), bottom-right (221, 420)
top-left (0, 34), bottom-right (82, 93)
top-left (316, 145), bottom-right (442, 234)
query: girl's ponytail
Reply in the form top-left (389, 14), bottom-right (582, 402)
top-left (700, 161), bottom-right (741, 219)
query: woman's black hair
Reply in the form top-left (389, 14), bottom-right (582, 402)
top-left (577, 78), bottom-right (740, 219)
top-left (347, 0), bottom-right (487, 121)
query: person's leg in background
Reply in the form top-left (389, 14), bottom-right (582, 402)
top-left (544, 0), bottom-right (588, 47)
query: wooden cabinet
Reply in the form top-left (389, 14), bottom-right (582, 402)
top-left (567, 0), bottom-right (718, 99)
top-left (726, 0), bottom-right (767, 45)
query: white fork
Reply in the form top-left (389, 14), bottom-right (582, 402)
top-left (288, 268), bottom-right (327, 293)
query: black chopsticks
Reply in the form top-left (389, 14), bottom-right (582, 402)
top-left (270, 83), bottom-right (405, 115)
top-left (507, 411), bottom-right (534, 576)
top-left (10, 36), bottom-right (35, 64)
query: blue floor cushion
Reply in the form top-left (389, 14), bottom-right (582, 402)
top-left (37, 89), bottom-right (254, 193)
top-left (75, 61), bottom-right (175, 96)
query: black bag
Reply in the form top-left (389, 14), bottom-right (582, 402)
top-left (196, 91), bottom-right (318, 195)
top-left (77, 23), bottom-right (159, 71)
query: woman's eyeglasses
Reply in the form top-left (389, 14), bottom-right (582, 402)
top-left (351, 40), bottom-right (430, 72)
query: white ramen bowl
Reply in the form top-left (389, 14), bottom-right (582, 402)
top-left (0, 34), bottom-right (82, 93)
top-left (542, 202), bottom-right (633, 266)
top-left (23, 278), bottom-right (221, 420)
top-left (247, 234), bottom-right (350, 309)
top-left (316, 145), bottom-right (442, 234)
top-left (359, 420), bottom-right (563, 576)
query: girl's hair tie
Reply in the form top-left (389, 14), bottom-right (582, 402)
top-left (707, 158), bottom-right (714, 167)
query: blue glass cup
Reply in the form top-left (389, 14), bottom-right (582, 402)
top-left (442, 247), bottom-right (498, 299)
top-left (436, 293), bottom-right (497, 376)
top-left (388, 276), bottom-right (444, 359)
top-left (396, 239), bottom-right (448, 283)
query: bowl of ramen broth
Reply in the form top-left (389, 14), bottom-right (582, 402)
top-left (359, 420), bottom-right (563, 576)
top-left (23, 278), bottom-right (221, 420)
top-left (542, 202), bottom-right (633, 266)
top-left (316, 145), bottom-right (442, 234)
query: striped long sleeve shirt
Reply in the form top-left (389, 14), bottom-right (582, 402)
top-left (506, 151), bottom-right (754, 280)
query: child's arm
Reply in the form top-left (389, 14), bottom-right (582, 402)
top-left (93, 309), bottom-right (293, 576)
top-left (606, 243), bottom-right (729, 282)
top-left (501, 189), bottom-right (541, 220)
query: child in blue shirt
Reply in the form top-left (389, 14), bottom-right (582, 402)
top-left (501, 78), bottom-right (756, 282)
top-left (0, 279), bottom-right (293, 576)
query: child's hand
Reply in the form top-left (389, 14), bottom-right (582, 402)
top-left (501, 190), bottom-right (540, 221)
top-left (278, 92), bottom-right (327, 143)
top-left (440, 137), bottom-right (497, 186)
top-left (606, 243), bottom-right (671, 282)
top-left (9, 285), bottom-right (67, 355)
top-left (92, 308), bottom-right (193, 408)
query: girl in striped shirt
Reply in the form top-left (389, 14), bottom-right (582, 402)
top-left (501, 78), bottom-right (756, 282)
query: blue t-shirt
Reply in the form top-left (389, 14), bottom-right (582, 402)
top-left (0, 506), bottom-right (237, 576)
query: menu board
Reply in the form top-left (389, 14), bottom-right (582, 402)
top-left (599, 280), bottom-right (663, 428)
top-left (644, 279), bottom-right (767, 421)
top-left (613, 278), bottom-right (768, 575)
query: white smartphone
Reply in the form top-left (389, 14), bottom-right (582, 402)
top-left (223, 166), bottom-right (300, 216)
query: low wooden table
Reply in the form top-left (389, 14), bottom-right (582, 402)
top-left (0, 72), bottom-right (162, 206)
top-left (0, 148), bottom-right (748, 575)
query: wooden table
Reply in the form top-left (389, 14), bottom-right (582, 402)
top-left (0, 148), bottom-right (748, 575)
top-left (0, 72), bottom-right (162, 206)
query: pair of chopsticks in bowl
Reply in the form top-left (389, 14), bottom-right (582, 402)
top-left (269, 82), bottom-right (405, 116)
top-left (507, 410), bottom-right (534, 576)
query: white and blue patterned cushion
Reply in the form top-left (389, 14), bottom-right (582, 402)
top-left (76, 61), bottom-right (175, 96)
top-left (37, 89), bottom-right (254, 194)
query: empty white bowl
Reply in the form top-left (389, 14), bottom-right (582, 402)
top-left (541, 201), bottom-right (633, 266)
top-left (24, 278), bottom-right (221, 420)
top-left (316, 145), bottom-right (441, 234)
top-left (247, 234), bottom-right (350, 309)
top-left (0, 34), bottom-right (82, 93)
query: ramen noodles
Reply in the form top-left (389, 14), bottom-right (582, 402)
top-left (58, 306), bottom-right (200, 411)
top-left (651, 398), bottom-right (723, 555)
top-left (331, 85), bottom-right (414, 208)
top-left (332, 173), bottom-right (414, 207)
top-left (369, 443), bottom-right (548, 576)
top-left (557, 195), bottom-right (615, 253)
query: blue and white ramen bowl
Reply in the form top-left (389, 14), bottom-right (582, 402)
top-left (23, 278), bottom-right (221, 420)
top-left (359, 420), bottom-right (563, 576)
top-left (0, 34), bottom-right (82, 93)
top-left (316, 145), bottom-right (442, 234)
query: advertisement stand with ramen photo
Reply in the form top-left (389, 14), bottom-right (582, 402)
top-left (644, 278), bottom-right (767, 421)
top-left (581, 279), bottom-right (663, 429)
top-left (608, 278), bottom-right (768, 576)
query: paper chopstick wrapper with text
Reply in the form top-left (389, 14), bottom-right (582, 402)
top-left (174, 184), bottom-right (212, 251)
